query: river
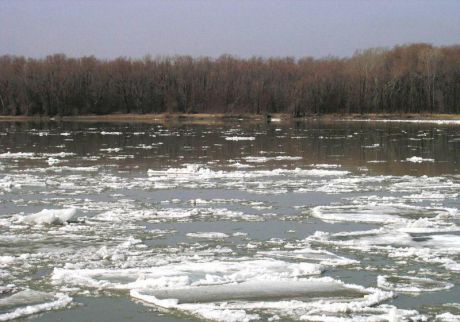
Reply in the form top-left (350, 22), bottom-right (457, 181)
top-left (0, 119), bottom-right (459, 321)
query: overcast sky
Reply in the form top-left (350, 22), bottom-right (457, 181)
top-left (1, 0), bottom-right (459, 59)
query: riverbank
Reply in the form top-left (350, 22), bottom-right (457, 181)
top-left (0, 113), bottom-right (459, 124)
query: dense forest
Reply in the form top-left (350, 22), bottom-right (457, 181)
top-left (0, 43), bottom-right (459, 116)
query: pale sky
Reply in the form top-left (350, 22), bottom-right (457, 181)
top-left (1, 0), bottom-right (459, 59)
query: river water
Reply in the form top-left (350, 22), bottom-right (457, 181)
top-left (0, 120), bottom-right (459, 321)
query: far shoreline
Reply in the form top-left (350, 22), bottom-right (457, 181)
top-left (0, 113), bottom-right (459, 124)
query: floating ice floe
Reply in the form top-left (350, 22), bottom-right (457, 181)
top-left (367, 160), bottom-right (387, 163)
top-left (148, 165), bottom-right (348, 181)
top-left (377, 275), bottom-right (454, 293)
top-left (257, 247), bottom-right (359, 267)
top-left (309, 164), bottom-right (341, 169)
top-left (0, 152), bottom-right (35, 159)
top-left (388, 175), bottom-right (460, 194)
top-left (51, 259), bottom-right (324, 290)
top-left (51, 258), bottom-right (402, 321)
top-left (93, 207), bottom-right (264, 223)
top-left (100, 148), bottom-right (122, 152)
top-left (224, 137), bottom-right (256, 141)
top-left (108, 155), bottom-right (134, 160)
top-left (134, 293), bottom-right (425, 322)
top-left (186, 232), bottom-right (230, 239)
top-left (347, 119), bottom-right (460, 125)
top-left (228, 162), bottom-right (254, 168)
top-left (307, 227), bottom-right (460, 272)
top-left (403, 191), bottom-right (458, 201)
top-left (129, 278), bottom-right (401, 321)
top-left (41, 152), bottom-right (75, 158)
top-left (362, 143), bottom-right (380, 149)
top-left (18, 208), bottom-right (77, 225)
top-left (436, 312), bottom-right (460, 321)
top-left (30, 131), bottom-right (49, 136)
top-left (406, 156), bottom-right (435, 163)
top-left (243, 156), bottom-right (302, 163)
top-left (0, 177), bottom-right (18, 192)
top-left (100, 131), bottom-right (123, 135)
top-left (47, 157), bottom-right (60, 165)
top-left (132, 279), bottom-right (363, 303)
top-left (309, 203), bottom-right (454, 225)
top-left (42, 166), bottom-right (99, 172)
top-left (0, 290), bottom-right (72, 322)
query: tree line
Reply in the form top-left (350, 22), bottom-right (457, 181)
top-left (0, 43), bottom-right (459, 116)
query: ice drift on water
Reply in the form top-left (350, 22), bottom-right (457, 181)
top-left (224, 136), bottom-right (256, 141)
top-left (377, 275), bottom-right (454, 293)
top-left (0, 290), bottom-right (72, 321)
top-left (406, 156), bottom-right (435, 163)
top-left (131, 279), bottom-right (365, 303)
top-left (130, 277), bottom-right (397, 322)
top-left (0, 290), bottom-right (54, 308)
top-left (20, 208), bottom-right (77, 225)
top-left (186, 232), bottom-right (230, 239)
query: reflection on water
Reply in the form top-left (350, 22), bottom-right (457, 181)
top-left (0, 120), bottom-right (459, 321)
top-left (1, 120), bottom-right (459, 175)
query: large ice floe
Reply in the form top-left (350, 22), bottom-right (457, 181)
top-left (377, 275), bottom-right (454, 293)
top-left (0, 289), bottom-right (72, 321)
top-left (16, 208), bottom-right (77, 225)
top-left (146, 164), bottom-right (350, 193)
top-left (306, 201), bottom-right (460, 274)
top-left (129, 278), bottom-right (399, 322)
top-left (347, 118), bottom-right (460, 125)
top-left (308, 203), bottom-right (457, 225)
top-left (224, 136), bottom-right (256, 141)
top-left (51, 258), bottom-right (409, 321)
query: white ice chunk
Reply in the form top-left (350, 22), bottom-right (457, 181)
top-left (47, 157), bottom-right (60, 166)
top-left (100, 131), bottom-right (122, 135)
top-left (130, 277), bottom-right (396, 322)
top-left (0, 290), bottom-right (54, 308)
top-left (186, 232), bottom-right (230, 239)
top-left (0, 152), bottom-right (35, 159)
top-left (347, 119), bottom-right (460, 125)
top-left (19, 208), bottom-right (77, 225)
top-left (436, 312), bottom-right (460, 321)
top-left (258, 248), bottom-right (359, 267)
top-left (133, 279), bottom-right (365, 303)
top-left (0, 290), bottom-right (72, 322)
top-left (51, 259), bottom-right (323, 290)
top-left (406, 156), bottom-right (435, 163)
top-left (377, 275), bottom-right (454, 293)
top-left (225, 137), bottom-right (255, 141)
